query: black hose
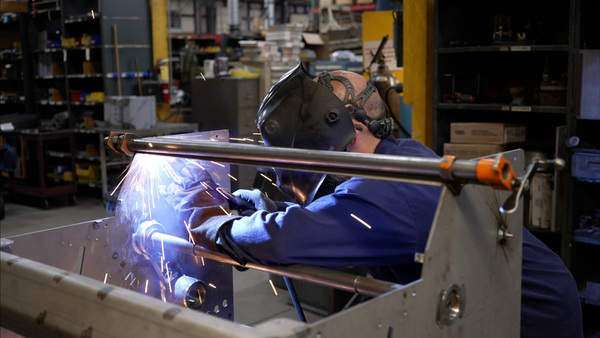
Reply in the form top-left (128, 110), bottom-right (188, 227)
top-left (385, 85), bottom-right (412, 138)
top-left (283, 276), bottom-right (307, 322)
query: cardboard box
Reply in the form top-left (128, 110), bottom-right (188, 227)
top-left (1, 1), bottom-right (29, 13)
top-left (51, 62), bottom-right (64, 75)
top-left (104, 96), bottom-right (156, 130)
top-left (83, 61), bottom-right (101, 74)
top-left (51, 88), bottom-right (66, 102)
top-left (303, 32), bottom-right (329, 61)
top-left (528, 173), bottom-right (553, 229)
top-left (443, 143), bottom-right (506, 159)
top-left (450, 123), bottom-right (526, 144)
top-left (540, 84), bottom-right (566, 106)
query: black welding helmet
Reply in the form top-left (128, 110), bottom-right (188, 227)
top-left (256, 62), bottom-right (355, 206)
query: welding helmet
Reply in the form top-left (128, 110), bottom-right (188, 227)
top-left (256, 62), bottom-right (355, 206)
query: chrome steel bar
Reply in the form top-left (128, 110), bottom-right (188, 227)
top-left (153, 232), bottom-right (399, 297)
top-left (113, 135), bottom-right (485, 186)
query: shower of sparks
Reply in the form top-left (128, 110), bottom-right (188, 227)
top-left (211, 161), bottom-right (225, 168)
top-left (104, 273), bottom-right (108, 284)
top-left (200, 73), bottom-right (206, 81)
top-left (208, 283), bottom-right (217, 289)
top-left (219, 205), bottom-right (232, 216)
top-left (260, 173), bottom-right (272, 182)
top-left (228, 174), bottom-right (238, 181)
top-left (91, 10), bottom-right (95, 19)
top-left (145, 279), bottom-right (149, 293)
top-left (350, 213), bottom-right (372, 229)
top-left (268, 280), bottom-right (278, 296)
top-left (185, 220), bottom-right (195, 244)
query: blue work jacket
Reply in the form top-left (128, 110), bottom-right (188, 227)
top-left (217, 135), bottom-right (583, 337)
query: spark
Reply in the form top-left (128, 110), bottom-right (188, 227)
top-left (168, 271), bottom-right (173, 293)
top-left (253, 132), bottom-right (261, 136)
top-left (350, 213), bottom-right (372, 229)
top-left (110, 169), bottom-right (131, 196)
top-left (268, 280), bottom-right (278, 296)
top-left (198, 290), bottom-right (203, 303)
top-left (211, 161), bottom-right (225, 167)
top-left (161, 237), bottom-right (165, 260)
top-left (200, 182), bottom-right (214, 190)
top-left (91, 10), bottom-right (95, 19)
top-left (260, 173), bottom-right (273, 182)
top-left (228, 174), bottom-right (238, 181)
top-left (104, 273), bottom-right (108, 284)
top-left (272, 183), bottom-right (277, 188)
top-left (208, 283), bottom-right (217, 289)
top-left (149, 143), bottom-right (153, 147)
top-left (188, 161), bottom-right (206, 170)
top-left (145, 279), bottom-right (149, 293)
top-left (201, 257), bottom-right (205, 266)
top-left (205, 191), bottom-right (215, 199)
top-left (216, 188), bottom-right (229, 199)
top-left (185, 220), bottom-right (195, 244)
top-left (200, 73), bottom-right (206, 81)
top-left (258, 140), bottom-right (265, 144)
top-left (124, 272), bottom-right (132, 281)
top-left (219, 205), bottom-right (232, 216)
top-left (230, 137), bottom-right (254, 142)
top-left (130, 277), bottom-right (137, 286)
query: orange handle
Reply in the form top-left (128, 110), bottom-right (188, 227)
top-left (475, 155), bottom-right (515, 190)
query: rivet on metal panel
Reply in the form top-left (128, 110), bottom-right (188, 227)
top-left (414, 252), bottom-right (425, 263)
top-left (112, 252), bottom-right (119, 260)
top-left (97, 286), bottom-right (114, 300)
top-left (80, 326), bottom-right (93, 338)
top-left (36, 311), bottom-right (46, 325)
top-left (163, 307), bottom-right (182, 320)
top-left (52, 272), bottom-right (68, 283)
top-left (92, 222), bottom-right (100, 229)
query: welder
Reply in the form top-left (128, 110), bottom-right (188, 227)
top-left (179, 63), bottom-right (582, 337)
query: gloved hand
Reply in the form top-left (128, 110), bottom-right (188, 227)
top-left (233, 189), bottom-right (278, 213)
top-left (190, 214), bottom-right (241, 252)
top-left (159, 161), bottom-right (230, 239)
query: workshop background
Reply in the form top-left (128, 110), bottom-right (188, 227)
top-left (1, 0), bottom-right (599, 336)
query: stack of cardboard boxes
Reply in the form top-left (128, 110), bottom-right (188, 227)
top-left (444, 122), bottom-right (527, 159)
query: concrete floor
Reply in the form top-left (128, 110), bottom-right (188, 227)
top-left (1, 194), bottom-right (324, 332)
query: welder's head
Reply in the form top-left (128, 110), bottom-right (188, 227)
top-left (255, 62), bottom-right (390, 205)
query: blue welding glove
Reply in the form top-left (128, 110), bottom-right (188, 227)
top-left (233, 189), bottom-right (278, 213)
top-left (160, 162), bottom-right (230, 239)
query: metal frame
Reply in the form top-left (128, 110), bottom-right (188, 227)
top-left (1, 138), bottom-right (525, 337)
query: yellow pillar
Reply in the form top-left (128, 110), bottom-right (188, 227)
top-left (403, 0), bottom-right (434, 147)
top-left (150, 0), bottom-right (170, 121)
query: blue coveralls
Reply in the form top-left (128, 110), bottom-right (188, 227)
top-left (216, 135), bottom-right (583, 337)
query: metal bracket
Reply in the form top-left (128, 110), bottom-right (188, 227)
top-left (500, 157), bottom-right (565, 214)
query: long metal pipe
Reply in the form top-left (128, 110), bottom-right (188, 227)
top-left (109, 134), bottom-right (498, 187)
top-left (152, 232), bottom-right (399, 297)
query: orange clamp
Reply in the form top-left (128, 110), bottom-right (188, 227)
top-left (476, 155), bottom-right (516, 190)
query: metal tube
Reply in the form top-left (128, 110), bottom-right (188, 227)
top-left (152, 232), bottom-right (399, 298)
top-left (114, 135), bottom-right (485, 186)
